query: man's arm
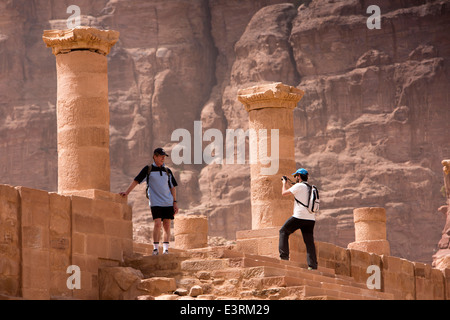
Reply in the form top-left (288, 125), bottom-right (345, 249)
top-left (120, 180), bottom-right (139, 197)
top-left (281, 178), bottom-right (292, 196)
top-left (170, 187), bottom-right (179, 214)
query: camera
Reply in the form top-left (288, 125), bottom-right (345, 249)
top-left (281, 175), bottom-right (288, 181)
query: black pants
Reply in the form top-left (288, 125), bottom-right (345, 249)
top-left (279, 216), bottom-right (318, 269)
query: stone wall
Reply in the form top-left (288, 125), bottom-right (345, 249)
top-left (0, 184), bottom-right (132, 300)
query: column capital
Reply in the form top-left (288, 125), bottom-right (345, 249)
top-left (237, 82), bottom-right (304, 112)
top-left (43, 26), bottom-right (119, 56)
top-left (443, 160), bottom-right (450, 175)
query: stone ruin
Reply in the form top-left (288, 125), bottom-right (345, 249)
top-left (0, 27), bottom-right (449, 300)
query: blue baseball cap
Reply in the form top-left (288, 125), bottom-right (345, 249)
top-left (292, 168), bottom-right (308, 176)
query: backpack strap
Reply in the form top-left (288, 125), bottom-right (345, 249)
top-left (147, 164), bottom-right (172, 188)
top-left (163, 166), bottom-right (172, 189)
top-left (294, 182), bottom-right (312, 208)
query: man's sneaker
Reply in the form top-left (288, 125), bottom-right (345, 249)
top-left (152, 249), bottom-right (159, 256)
top-left (163, 249), bottom-right (169, 255)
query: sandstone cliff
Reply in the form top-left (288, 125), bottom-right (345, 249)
top-left (0, 0), bottom-right (449, 264)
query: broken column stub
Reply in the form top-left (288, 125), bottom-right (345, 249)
top-left (174, 215), bottom-right (208, 249)
top-left (238, 82), bottom-right (304, 229)
top-left (348, 207), bottom-right (390, 256)
top-left (43, 27), bottom-right (119, 195)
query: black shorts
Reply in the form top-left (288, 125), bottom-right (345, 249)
top-left (150, 206), bottom-right (175, 220)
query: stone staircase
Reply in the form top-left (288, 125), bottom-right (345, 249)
top-left (124, 245), bottom-right (394, 300)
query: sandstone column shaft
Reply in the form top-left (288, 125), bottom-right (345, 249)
top-left (43, 27), bottom-right (119, 194)
top-left (238, 82), bottom-right (304, 229)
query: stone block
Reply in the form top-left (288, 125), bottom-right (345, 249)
top-left (334, 245), bottom-right (351, 276)
top-left (382, 255), bottom-right (415, 300)
top-left (431, 268), bottom-right (445, 300)
top-left (22, 226), bottom-right (48, 249)
top-left (236, 235), bottom-right (279, 258)
top-left (236, 227), bottom-right (278, 240)
top-left (22, 247), bottom-right (50, 269)
top-left (22, 264), bottom-right (50, 297)
top-left (348, 248), bottom-right (381, 284)
top-left (98, 267), bottom-right (144, 300)
top-left (71, 195), bottom-right (94, 216)
top-left (414, 262), bottom-right (445, 300)
top-left (0, 277), bottom-right (20, 297)
top-left (107, 237), bottom-right (124, 261)
top-left (93, 199), bottom-right (122, 220)
top-left (236, 238), bottom-right (259, 255)
top-left (72, 254), bottom-right (99, 275)
top-left (443, 268), bottom-right (450, 300)
top-left (72, 232), bottom-right (86, 255)
top-left (0, 185), bottom-right (21, 297)
top-left (347, 239), bottom-right (390, 256)
top-left (121, 204), bottom-right (133, 220)
top-left (72, 213), bottom-right (105, 234)
top-left (137, 277), bottom-right (176, 296)
top-left (86, 234), bottom-right (107, 257)
top-left (0, 184), bottom-right (20, 221)
top-left (49, 192), bottom-right (71, 235)
top-left (414, 262), bottom-right (431, 278)
top-left (17, 186), bottom-right (49, 228)
top-left (70, 189), bottom-right (126, 204)
top-left (105, 219), bottom-right (127, 238)
top-left (22, 288), bottom-right (50, 300)
top-left (181, 259), bottom-right (230, 271)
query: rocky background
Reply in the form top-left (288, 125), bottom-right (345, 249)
top-left (0, 0), bottom-right (449, 264)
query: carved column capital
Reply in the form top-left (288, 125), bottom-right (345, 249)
top-left (43, 26), bottom-right (119, 56)
top-left (237, 82), bottom-right (304, 112)
top-left (443, 160), bottom-right (450, 175)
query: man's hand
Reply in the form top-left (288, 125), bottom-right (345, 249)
top-left (173, 202), bottom-right (179, 215)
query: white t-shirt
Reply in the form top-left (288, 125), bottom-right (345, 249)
top-left (289, 182), bottom-right (315, 221)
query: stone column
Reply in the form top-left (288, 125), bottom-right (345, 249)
top-left (174, 215), bottom-right (208, 249)
top-left (238, 82), bottom-right (304, 229)
top-left (432, 160), bottom-right (450, 270)
top-left (348, 207), bottom-right (390, 256)
top-left (43, 27), bottom-right (119, 194)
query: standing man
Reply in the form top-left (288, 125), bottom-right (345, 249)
top-left (279, 168), bottom-right (318, 270)
top-left (120, 148), bottom-right (179, 255)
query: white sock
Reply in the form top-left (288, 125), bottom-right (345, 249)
top-left (153, 243), bottom-right (159, 251)
top-left (163, 242), bottom-right (169, 251)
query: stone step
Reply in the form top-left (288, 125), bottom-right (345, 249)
top-left (239, 266), bottom-right (393, 299)
top-left (284, 284), bottom-right (379, 300)
top-left (181, 258), bottom-right (232, 272)
top-left (124, 252), bottom-right (188, 278)
top-left (128, 246), bottom-right (396, 300)
top-left (236, 254), bottom-right (376, 291)
top-left (237, 255), bottom-right (334, 275)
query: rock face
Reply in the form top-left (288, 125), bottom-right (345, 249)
top-left (0, 0), bottom-right (449, 264)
